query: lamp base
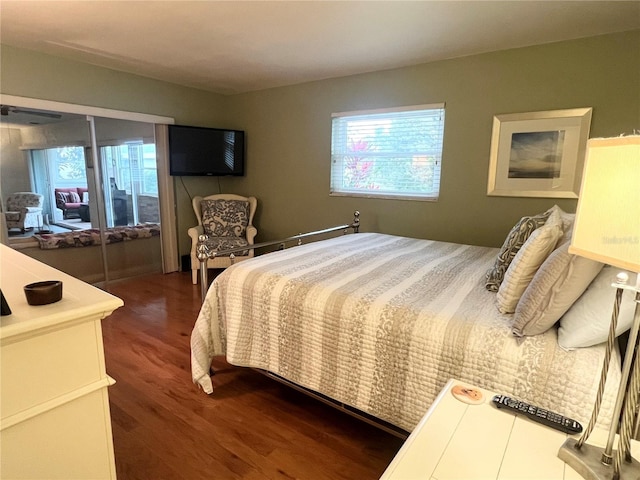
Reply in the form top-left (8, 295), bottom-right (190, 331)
top-left (558, 438), bottom-right (640, 479)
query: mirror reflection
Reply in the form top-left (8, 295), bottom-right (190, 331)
top-left (1, 105), bottom-right (163, 283)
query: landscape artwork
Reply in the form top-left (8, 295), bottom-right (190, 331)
top-left (508, 130), bottom-right (565, 179)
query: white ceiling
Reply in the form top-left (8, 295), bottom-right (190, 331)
top-left (1, 1), bottom-right (639, 95)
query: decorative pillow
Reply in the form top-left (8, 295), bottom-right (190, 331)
top-left (82, 191), bottom-right (90, 203)
top-left (485, 208), bottom-right (553, 292)
top-left (69, 191), bottom-right (81, 203)
top-left (558, 266), bottom-right (638, 350)
top-left (201, 199), bottom-right (250, 237)
top-left (557, 210), bottom-right (575, 245)
top-left (511, 242), bottom-right (603, 337)
top-left (56, 191), bottom-right (71, 204)
top-left (496, 209), bottom-right (563, 314)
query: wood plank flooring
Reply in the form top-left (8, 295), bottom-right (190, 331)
top-left (102, 272), bottom-right (405, 480)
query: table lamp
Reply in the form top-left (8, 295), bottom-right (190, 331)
top-left (558, 135), bottom-right (640, 479)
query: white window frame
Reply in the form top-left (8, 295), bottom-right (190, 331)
top-left (330, 103), bottom-right (445, 201)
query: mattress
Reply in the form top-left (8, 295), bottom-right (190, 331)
top-left (191, 233), bottom-right (620, 432)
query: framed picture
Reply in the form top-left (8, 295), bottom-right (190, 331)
top-left (487, 108), bottom-right (592, 198)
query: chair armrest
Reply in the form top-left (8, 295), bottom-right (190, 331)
top-left (15, 206), bottom-right (31, 216)
top-left (187, 225), bottom-right (204, 239)
top-left (246, 225), bottom-right (258, 244)
top-left (25, 207), bottom-right (43, 214)
top-left (187, 226), bottom-right (205, 252)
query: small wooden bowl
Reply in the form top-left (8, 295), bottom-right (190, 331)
top-left (24, 280), bottom-right (63, 306)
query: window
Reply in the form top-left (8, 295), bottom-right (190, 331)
top-left (32, 146), bottom-right (87, 186)
top-left (100, 141), bottom-right (159, 226)
top-left (30, 146), bottom-right (88, 220)
top-left (330, 103), bottom-right (445, 200)
top-left (101, 141), bottom-right (158, 196)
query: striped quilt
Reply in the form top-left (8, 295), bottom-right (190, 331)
top-left (191, 233), bottom-right (620, 432)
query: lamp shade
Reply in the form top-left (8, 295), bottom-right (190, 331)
top-left (569, 135), bottom-right (640, 272)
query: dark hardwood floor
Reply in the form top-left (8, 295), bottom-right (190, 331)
top-left (102, 272), bottom-right (405, 480)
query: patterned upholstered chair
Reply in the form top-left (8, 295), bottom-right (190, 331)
top-left (187, 194), bottom-right (258, 284)
top-left (5, 192), bottom-right (44, 233)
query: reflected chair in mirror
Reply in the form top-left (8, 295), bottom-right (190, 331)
top-left (188, 194), bottom-right (258, 284)
top-left (5, 192), bottom-right (44, 233)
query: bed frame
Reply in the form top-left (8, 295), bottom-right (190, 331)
top-left (196, 211), bottom-right (361, 300)
top-left (259, 369), bottom-right (409, 438)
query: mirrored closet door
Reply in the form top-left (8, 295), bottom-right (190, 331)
top-left (0, 97), bottom-right (176, 284)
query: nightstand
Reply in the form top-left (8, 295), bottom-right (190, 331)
top-left (381, 379), bottom-right (639, 479)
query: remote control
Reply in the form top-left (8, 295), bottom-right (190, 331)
top-left (492, 394), bottom-right (583, 434)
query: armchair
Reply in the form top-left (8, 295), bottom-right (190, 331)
top-left (5, 192), bottom-right (44, 233)
top-left (188, 194), bottom-right (258, 284)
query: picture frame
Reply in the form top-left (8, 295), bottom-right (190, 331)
top-left (487, 108), bottom-right (592, 198)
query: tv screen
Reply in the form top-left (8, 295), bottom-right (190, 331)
top-left (168, 125), bottom-right (245, 176)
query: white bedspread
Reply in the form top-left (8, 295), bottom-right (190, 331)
top-left (191, 233), bottom-right (620, 432)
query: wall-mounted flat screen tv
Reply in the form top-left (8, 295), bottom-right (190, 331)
top-left (168, 125), bottom-right (245, 176)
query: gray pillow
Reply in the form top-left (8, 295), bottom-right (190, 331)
top-left (512, 242), bottom-right (603, 337)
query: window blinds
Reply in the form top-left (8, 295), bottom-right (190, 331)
top-left (330, 103), bottom-right (445, 200)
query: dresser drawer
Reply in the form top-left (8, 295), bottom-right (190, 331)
top-left (1, 318), bottom-right (106, 419)
top-left (1, 384), bottom-right (116, 479)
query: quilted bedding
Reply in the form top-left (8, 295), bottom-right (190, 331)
top-left (191, 233), bottom-right (620, 432)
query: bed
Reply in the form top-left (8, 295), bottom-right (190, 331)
top-left (191, 206), bottom-right (625, 435)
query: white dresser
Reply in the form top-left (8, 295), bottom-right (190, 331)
top-left (0, 244), bottom-right (123, 479)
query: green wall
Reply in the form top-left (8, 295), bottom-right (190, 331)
top-left (0, 44), bottom-right (232, 256)
top-left (225, 30), bottom-right (639, 248)
top-left (0, 45), bottom-right (230, 126)
top-left (2, 30), bottom-right (639, 258)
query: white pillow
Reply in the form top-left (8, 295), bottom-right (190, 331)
top-left (512, 242), bottom-right (603, 337)
top-left (496, 209), bottom-right (563, 314)
top-left (558, 266), bottom-right (638, 350)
